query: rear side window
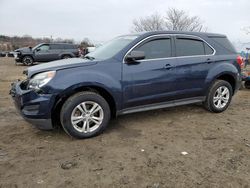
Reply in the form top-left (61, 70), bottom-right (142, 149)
top-left (135, 38), bottom-right (172, 59)
top-left (209, 37), bottom-right (236, 53)
top-left (205, 43), bottom-right (214, 55)
top-left (64, 44), bottom-right (76, 49)
top-left (176, 38), bottom-right (214, 57)
top-left (50, 44), bottom-right (64, 50)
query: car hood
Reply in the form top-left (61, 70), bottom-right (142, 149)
top-left (26, 58), bottom-right (97, 77)
top-left (15, 47), bottom-right (32, 53)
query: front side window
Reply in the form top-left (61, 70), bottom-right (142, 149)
top-left (37, 44), bottom-right (50, 51)
top-left (176, 38), bottom-right (214, 57)
top-left (134, 38), bottom-right (172, 60)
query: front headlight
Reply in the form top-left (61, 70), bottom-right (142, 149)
top-left (28, 71), bottom-right (56, 90)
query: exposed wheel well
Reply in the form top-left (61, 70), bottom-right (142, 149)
top-left (61, 54), bottom-right (72, 59)
top-left (22, 55), bottom-right (34, 61)
top-left (51, 86), bottom-right (117, 128)
top-left (216, 74), bottom-right (236, 94)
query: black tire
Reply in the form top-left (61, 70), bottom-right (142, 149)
top-left (62, 55), bottom-right (72, 59)
top-left (60, 91), bottom-right (111, 139)
top-left (245, 80), bottom-right (250, 89)
top-left (22, 56), bottom-right (34, 66)
top-left (204, 80), bottom-right (233, 113)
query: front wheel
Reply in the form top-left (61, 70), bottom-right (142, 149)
top-left (204, 80), bottom-right (233, 113)
top-left (60, 91), bottom-right (111, 139)
top-left (22, 56), bottom-right (34, 66)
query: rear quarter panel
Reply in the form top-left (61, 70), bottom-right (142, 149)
top-left (204, 54), bottom-right (240, 94)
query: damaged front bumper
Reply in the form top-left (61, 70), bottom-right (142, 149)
top-left (9, 80), bottom-right (55, 130)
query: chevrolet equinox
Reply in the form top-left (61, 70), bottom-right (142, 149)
top-left (10, 31), bottom-right (243, 139)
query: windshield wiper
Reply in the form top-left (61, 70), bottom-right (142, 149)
top-left (84, 56), bottom-right (95, 60)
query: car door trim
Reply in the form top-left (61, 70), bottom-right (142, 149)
top-left (118, 96), bottom-right (205, 115)
top-left (123, 34), bottom-right (216, 63)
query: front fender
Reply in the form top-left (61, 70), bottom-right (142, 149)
top-left (20, 52), bottom-right (34, 58)
top-left (49, 66), bottom-right (122, 110)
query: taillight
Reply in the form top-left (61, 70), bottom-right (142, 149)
top-left (237, 55), bottom-right (244, 69)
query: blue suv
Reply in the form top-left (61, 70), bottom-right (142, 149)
top-left (10, 31), bottom-right (242, 139)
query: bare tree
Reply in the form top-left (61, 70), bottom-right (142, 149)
top-left (165, 8), bottom-right (205, 32)
top-left (131, 8), bottom-right (206, 32)
top-left (80, 38), bottom-right (94, 48)
top-left (131, 13), bottom-right (164, 32)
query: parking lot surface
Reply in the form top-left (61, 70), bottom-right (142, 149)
top-left (0, 58), bottom-right (250, 187)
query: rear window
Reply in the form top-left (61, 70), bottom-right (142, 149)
top-left (209, 37), bottom-right (236, 53)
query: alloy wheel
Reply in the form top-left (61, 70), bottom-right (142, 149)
top-left (23, 57), bottom-right (33, 65)
top-left (213, 86), bottom-right (230, 109)
top-left (71, 101), bottom-right (104, 133)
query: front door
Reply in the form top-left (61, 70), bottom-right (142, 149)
top-left (34, 44), bottom-right (50, 62)
top-left (122, 36), bottom-right (177, 109)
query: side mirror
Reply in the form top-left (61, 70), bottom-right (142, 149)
top-left (125, 50), bottom-right (145, 63)
top-left (36, 48), bottom-right (41, 52)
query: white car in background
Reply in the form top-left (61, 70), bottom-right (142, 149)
top-left (87, 47), bottom-right (96, 53)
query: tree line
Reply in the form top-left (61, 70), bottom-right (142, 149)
top-left (0, 35), bottom-right (93, 51)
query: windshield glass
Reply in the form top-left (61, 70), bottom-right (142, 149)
top-left (32, 44), bottom-right (42, 50)
top-left (86, 35), bottom-right (139, 60)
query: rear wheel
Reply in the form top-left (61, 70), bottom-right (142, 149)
top-left (204, 80), bottom-right (233, 113)
top-left (245, 80), bottom-right (250, 89)
top-left (62, 55), bottom-right (72, 59)
top-left (22, 56), bottom-right (34, 66)
top-left (60, 91), bottom-right (111, 139)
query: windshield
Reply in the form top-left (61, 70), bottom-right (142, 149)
top-left (86, 35), bottom-right (139, 60)
top-left (32, 44), bottom-right (42, 51)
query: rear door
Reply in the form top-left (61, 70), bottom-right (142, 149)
top-left (64, 44), bottom-right (77, 57)
top-left (49, 44), bottom-right (62, 60)
top-left (173, 35), bottom-right (215, 100)
top-left (122, 35), bottom-right (177, 109)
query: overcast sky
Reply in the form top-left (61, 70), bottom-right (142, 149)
top-left (0, 0), bottom-right (249, 49)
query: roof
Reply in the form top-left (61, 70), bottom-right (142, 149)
top-left (135, 30), bottom-right (226, 38)
top-left (39, 43), bottom-right (76, 45)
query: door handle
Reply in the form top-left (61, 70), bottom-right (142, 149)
top-left (164, 64), bottom-right (173, 70)
top-left (206, 58), bottom-right (213, 64)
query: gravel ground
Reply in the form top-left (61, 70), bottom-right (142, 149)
top-left (0, 57), bottom-right (250, 188)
